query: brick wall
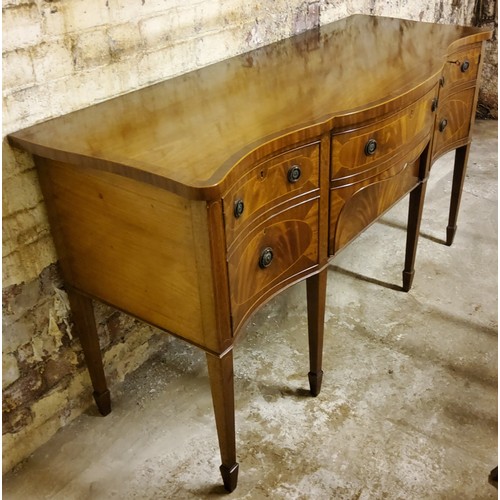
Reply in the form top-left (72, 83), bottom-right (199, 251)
top-left (1, 0), bottom-right (488, 473)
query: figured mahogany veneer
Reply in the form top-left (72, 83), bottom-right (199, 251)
top-left (8, 15), bottom-right (491, 492)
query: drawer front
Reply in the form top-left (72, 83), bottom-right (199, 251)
top-left (441, 45), bottom-right (481, 90)
top-left (331, 88), bottom-right (436, 183)
top-left (330, 157), bottom-right (421, 254)
top-left (223, 143), bottom-right (320, 247)
top-left (432, 87), bottom-right (475, 159)
top-left (228, 199), bottom-right (319, 332)
top-left (329, 131), bottom-right (428, 255)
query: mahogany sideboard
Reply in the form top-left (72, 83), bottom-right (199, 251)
top-left (8, 15), bottom-right (491, 492)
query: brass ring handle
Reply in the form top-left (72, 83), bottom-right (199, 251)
top-left (234, 199), bottom-right (244, 218)
top-left (287, 165), bottom-right (302, 183)
top-left (439, 118), bottom-right (448, 132)
top-left (364, 138), bottom-right (377, 156)
top-left (259, 247), bottom-right (274, 269)
top-left (431, 97), bottom-right (438, 112)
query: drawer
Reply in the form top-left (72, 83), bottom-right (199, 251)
top-left (223, 143), bottom-right (320, 247)
top-left (227, 198), bottom-right (319, 332)
top-left (331, 88), bottom-right (437, 183)
top-left (432, 87), bottom-right (475, 160)
top-left (329, 133), bottom-right (428, 255)
top-left (441, 45), bottom-right (481, 91)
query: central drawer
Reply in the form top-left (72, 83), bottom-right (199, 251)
top-left (227, 198), bottom-right (319, 333)
top-left (331, 88), bottom-right (437, 184)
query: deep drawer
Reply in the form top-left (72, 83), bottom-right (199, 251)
top-left (227, 198), bottom-right (319, 332)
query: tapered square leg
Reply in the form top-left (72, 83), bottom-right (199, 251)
top-left (66, 288), bottom-right (111, 416)
top-left (306, 268), bottom-right (327, 397)
top-left (403, 180), bottom-right (428, 293)
top-left (206, 350), bottom-right (239, 492)
top-left (447, 144), bottom-right (471, 246)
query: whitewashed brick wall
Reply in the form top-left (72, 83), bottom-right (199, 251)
top-left (1, 0), bottom-right (481, 473)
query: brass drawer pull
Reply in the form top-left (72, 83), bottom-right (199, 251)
top-left (431, 97), bottom-right (438, 112)
top-left (234, 199), bottom-right (244, 218)
top-left (461, 60), bottom-right (470, 72)
top-left (259, 247), bottom-right (274, 269)
top-left (364, 138), bottom-right (377, 156)
top-left (439, 118), bottom-right (448, 132)
top-left (287, 165), bottom-right (302, 183)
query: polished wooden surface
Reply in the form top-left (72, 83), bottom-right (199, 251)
top-left (36, 156), bottom-right (225, 353)
top-left (8, 15), bottom-right (491, 492)
top-left (9, 15), bottom-right (490, 199)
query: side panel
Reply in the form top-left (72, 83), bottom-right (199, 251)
top-left (36, 158), bottom-right (222, 352)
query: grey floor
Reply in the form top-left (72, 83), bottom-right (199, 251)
top-left (3, 120), bottom-right (498, 499)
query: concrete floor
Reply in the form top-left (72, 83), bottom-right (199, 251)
top-left (3, 120), bottom-right (497, 499)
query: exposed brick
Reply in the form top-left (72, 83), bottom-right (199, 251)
top-left (2, 49), bottom-right (35, 89)
top-left (139, 11), bottom-right (180, 50)
top-left (57, 0), bottom-right (110, 32)
top-left (195, 28), bottom-right (236, 67)
top-left (106, 0), bottom-right (201, 25)
top-left (2, 140), bottom-right (36, 181)
top-left (2, 232), bottom-right (57, 289)
top-left (2, 204), bottom-right (51, 261)
top-left (3, 84), bottom-right (53, 134)
top-left (107, 22), bottom-right (143, 62)
top-left (2, 406), bottom-right (33, 435)
top-left (2, 353), bottom-right (20, 388)
top-left (294, 1), bottom-right (320, 33)
top-left (137, 38), bottom-right (199, 86)
top-left (30, 384), bottom-right (68, 426)
top-left (38, 0), bottom-right (67, 37)
top-left (2, 3), bottom-right (42, 52)
top-left (2, 274), bottom-right (41, 325)
top-left (2, 167), bottom-right (44, 217)
top-left (2, 368), bottom-right (45, 413)
top-left (3, 316), bottom-right (40, 356)
top-left (71, 28), bottom-right (111, 70)
top-left (42, 350), bottom-right (77, 389)
top-left (32, 39), bottom-right (74, 83)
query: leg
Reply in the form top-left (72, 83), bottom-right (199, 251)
top-left (306, 268), bottom-right (327, 396)
top-left (206, 350), bottom-right (239, 492)
top-left (447, 143), bottom-right (471, 246)
top-left (403, 180), bottom-right (428, 292)
top-left (66, 288), bottom-right (111, 415)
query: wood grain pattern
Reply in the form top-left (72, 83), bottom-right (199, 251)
top-left (227, 198), bottom-right (319, 332)
top-left (7, 16), bottom-right (492, 492)
top-left (332, 159), bottom-right (421, 253)
top-left (36, 157), bottom-right (223, 353)
top-left (8, 16), bottom-right (491, 200)
top-left (330, 134), bottom-right (430, 253)
top-left (331, 87), bottom-right (437, 181)
top-left (442, 44), bottom-right (482, 91)
top-left (206, 350), bottom-right (239, 492)
top-left (431, 87), bottom-right (475, 160)
top-left (223, 143), bottom-right (320, 248)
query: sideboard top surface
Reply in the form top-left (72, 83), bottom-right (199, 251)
top-left (9, 15), bottom-right (491, 199)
